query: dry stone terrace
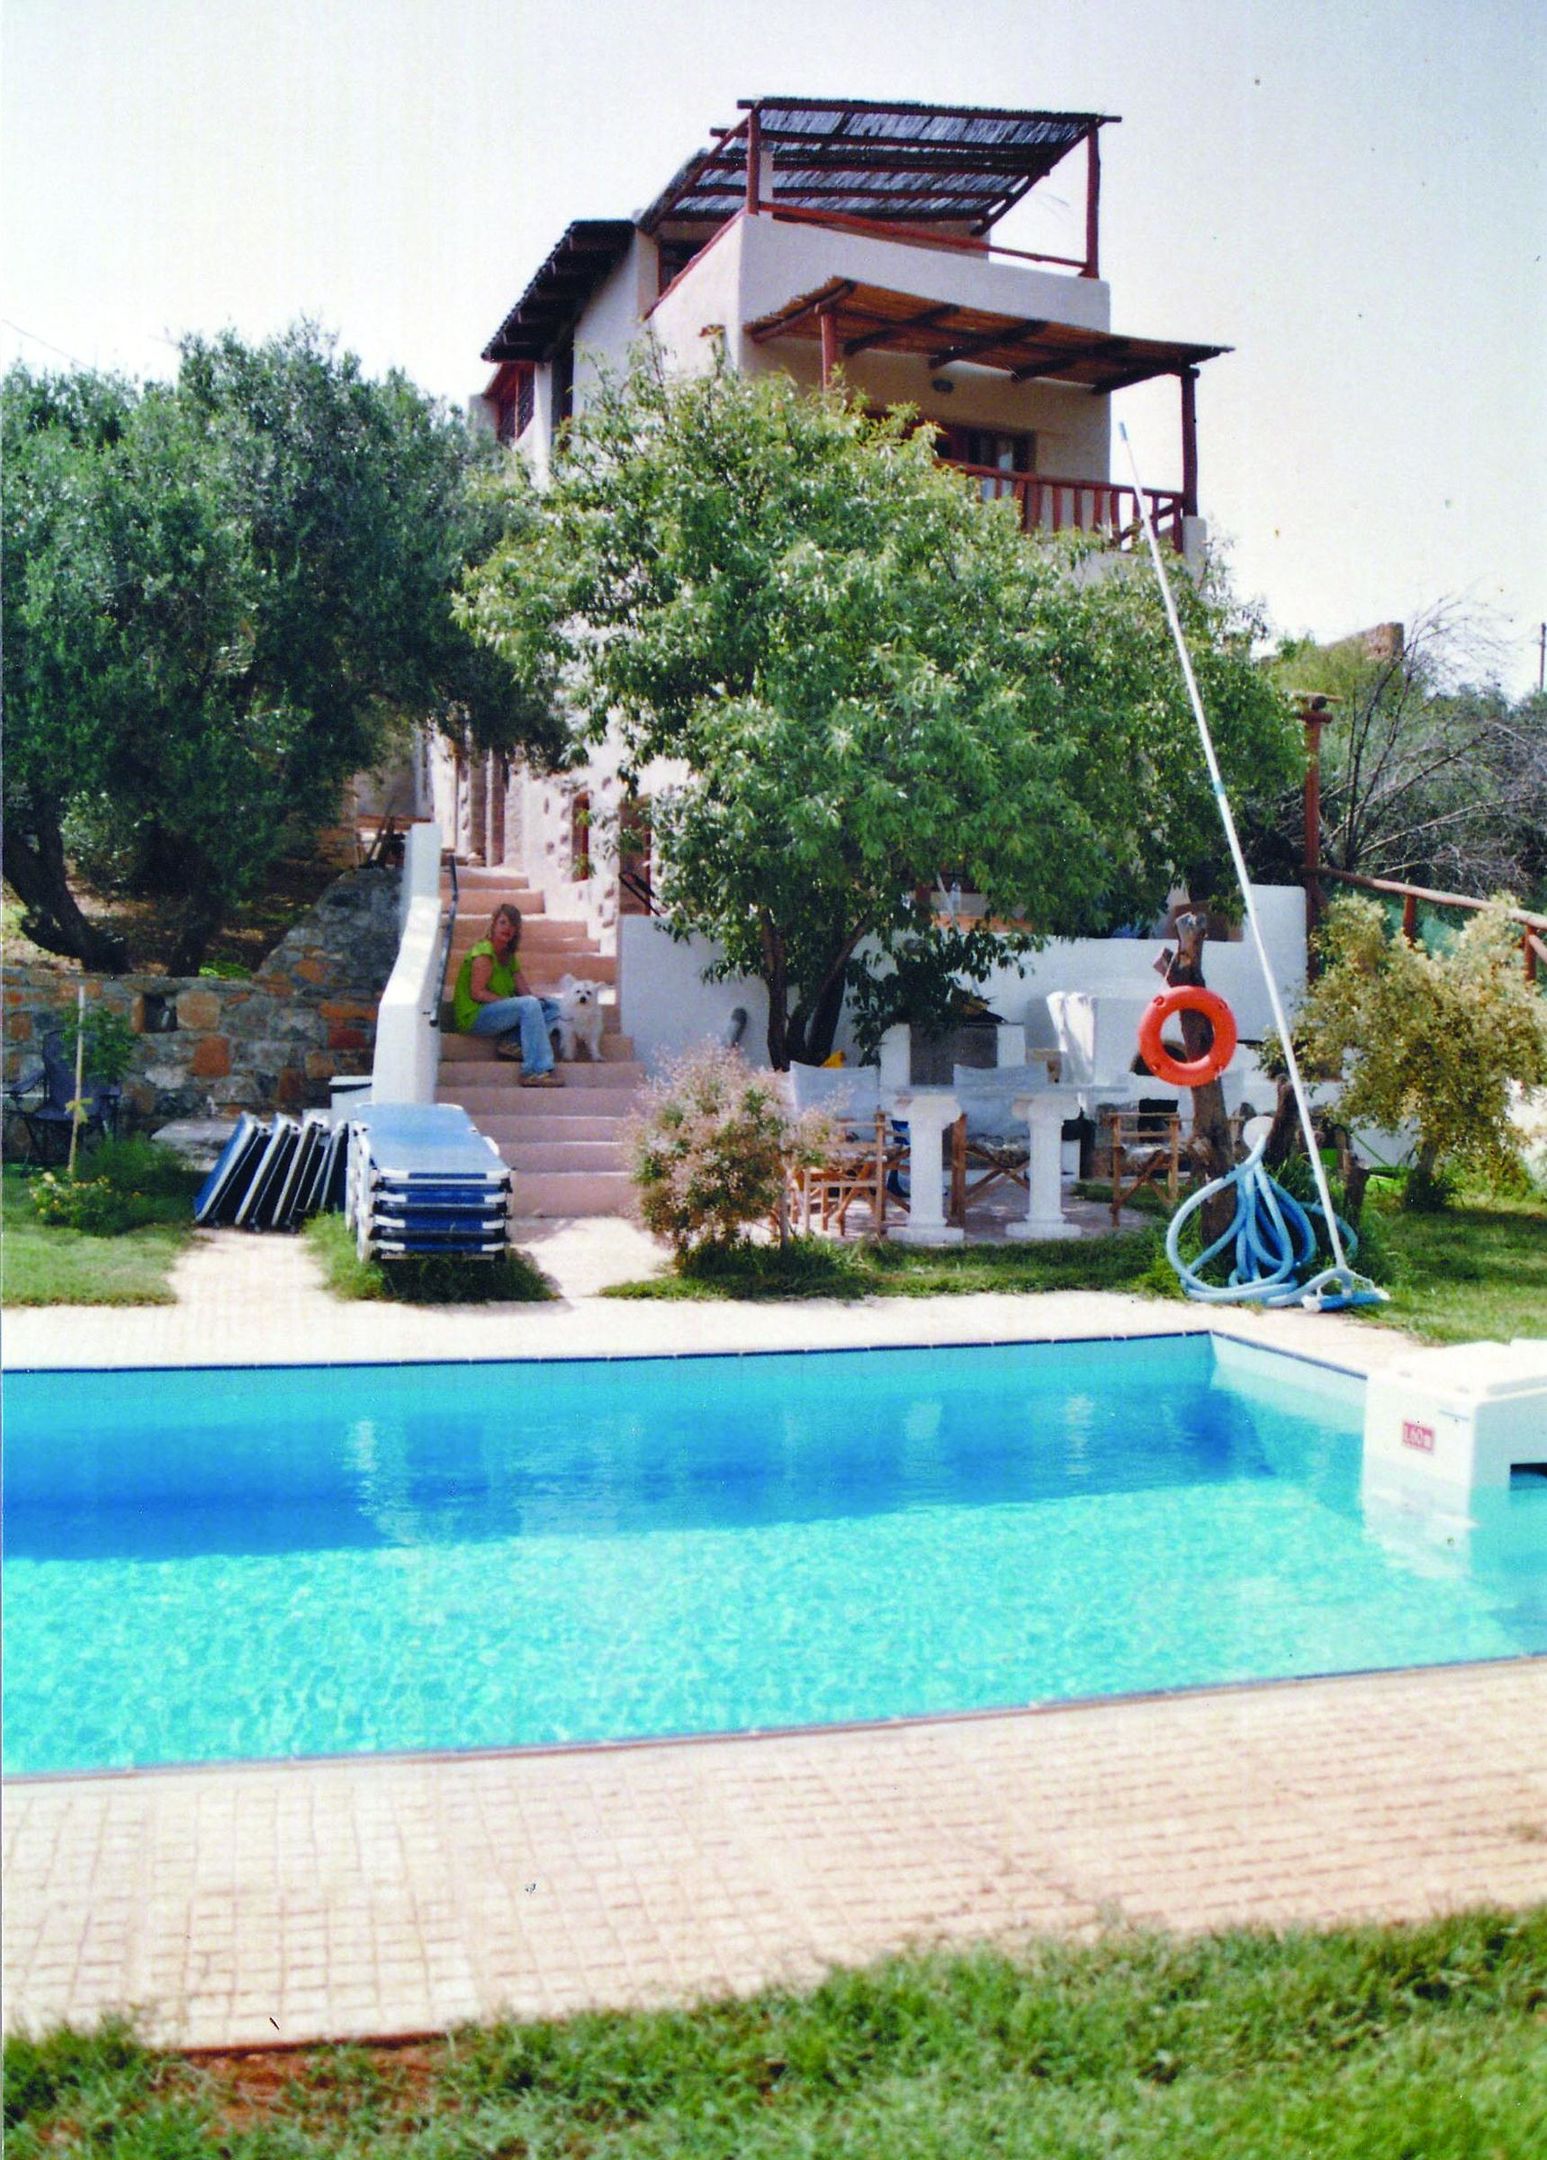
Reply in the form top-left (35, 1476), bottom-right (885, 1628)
top-left (2, 867), bottom-right (401, 1129)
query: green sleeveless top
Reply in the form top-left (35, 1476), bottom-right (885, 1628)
top-left (452, 938), bottom-right (518, 1032)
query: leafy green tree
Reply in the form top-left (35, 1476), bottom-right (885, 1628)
top-left (3, 328), bottom-right (562, 972)
top-left (1295, 896), bottom-right (1547, 1195)
top-left (461, 354), bottom-right (1297, 1065)
top-left (1259, 607), bottom-right (1547, 905)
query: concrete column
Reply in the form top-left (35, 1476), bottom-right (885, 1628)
top-left (878, 1024), bottom-right (911, 1093)
top-left (1006, 1090), bottom-right (1082, 1241)
top-left (891, 1089), bottom-right (963, 1246)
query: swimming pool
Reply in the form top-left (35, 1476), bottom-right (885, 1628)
top-left (5, 1335), bottom-right (1544, 1776)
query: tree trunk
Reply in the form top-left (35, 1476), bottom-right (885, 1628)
top-left (759, 919), bottom-right (791, 1070)
top-left (2, 806), bottom-right (130, 972)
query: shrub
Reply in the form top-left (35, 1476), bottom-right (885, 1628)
top-left (1293, 896), bottom-right (1547, 1201)
top-left (624, 1045), bottom-right (831, 1258)
top-left (26, 1139), bottom-right (199, 1235)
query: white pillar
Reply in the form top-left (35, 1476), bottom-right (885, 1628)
top-left (878, 1024), bottom-right (911, 1093)
top-left (1006, 1090), bottom-right (1082, 1241)
top-left (891, 1089), bottom-right (963, 1246)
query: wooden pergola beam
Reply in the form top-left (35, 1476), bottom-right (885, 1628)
top-left (746, 278), bottom-right (856, 343)
top-left (842, 303), bottom-right (957, 357)
top-left (1010, 336), bottom-right (1132, 384)
top-left (929, 317), bottom-right (1050, 367)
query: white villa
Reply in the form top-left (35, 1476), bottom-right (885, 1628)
top-left (400, 98), bottom-right (1304, 1217)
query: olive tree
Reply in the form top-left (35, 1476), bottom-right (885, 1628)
top-left (3, 328), bottom-right (561, 972)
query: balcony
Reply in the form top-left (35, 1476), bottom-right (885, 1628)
top-left (946, 464), bottom-right (1187, 552)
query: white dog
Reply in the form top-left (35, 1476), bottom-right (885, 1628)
top-left (555, 975), bottom-right (606, 1062)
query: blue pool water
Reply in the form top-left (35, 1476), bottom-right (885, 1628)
top-left (5, 1336), bottom-right (1544, 1776)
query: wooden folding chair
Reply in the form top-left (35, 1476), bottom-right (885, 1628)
top-left (948, 1116), bottom-right (1030, 1228)
top-left (790, 1110), bottom-right (907, 1239)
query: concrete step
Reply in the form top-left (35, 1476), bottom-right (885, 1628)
top-left (451, 912), bottom-right (589, 938)
top-left (488, 1136), bottom-right (628, 1173)
top-left (506, 1167), bottom-right (637, 1217)
top-left (440, 1033), bottom-right (637, 1066)
top-left (446, 1110), bottom-right (625, 1142)
top-left (440, 1084), bottom-right (642, 1122)
top-left (447, 884), bottom-right (545, 914)
top-left (441, 1070), bottom-right (641, 1105)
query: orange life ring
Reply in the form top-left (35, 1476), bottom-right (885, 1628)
top-left (1137, 987), bottom-right (1238, 1088)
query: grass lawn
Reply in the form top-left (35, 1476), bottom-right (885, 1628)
top-left (604, 1226), bottom-right (1169, 1301)
top-left (6, 1914), bottom-right (1545, 2157)
top-left (0, 1164), bottom-right (193, 1307)
top-left (1354, 1189), bottom-right (1547, 1346)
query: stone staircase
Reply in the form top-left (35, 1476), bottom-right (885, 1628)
top-left (435, 866), bottom-right (643, 1217)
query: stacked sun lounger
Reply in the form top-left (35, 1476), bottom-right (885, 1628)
top-left (345, 1102), bottom-right (513, 1262)
top-left (193, 1111), bottom-right (348, 1232)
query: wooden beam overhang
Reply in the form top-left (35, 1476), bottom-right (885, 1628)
top-left (843, 303), bottom-right (957, 357)
top-left (1008, 334), bottom-right (1132, 383)
top-left (744, 279), bottom-right (1229, 392)
top-left (745, 277), bottom-right (857, 343)
top-left (931, 317), bottom-right (1050, 367)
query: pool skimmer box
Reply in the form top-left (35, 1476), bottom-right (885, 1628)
top-left (1363, 1338), bottom-right (1547, 1491)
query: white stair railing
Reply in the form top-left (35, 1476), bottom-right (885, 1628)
top-left (371, 821), bottom-right (447, 1104)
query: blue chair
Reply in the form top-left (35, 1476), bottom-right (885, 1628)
top-left (4, 1029), bottom-right (122, 1165)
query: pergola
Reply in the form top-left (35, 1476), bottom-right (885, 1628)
top-left (746, 279), bottom-right (1228, 517)
top-left (641, 96), bottom-right (1115, 274)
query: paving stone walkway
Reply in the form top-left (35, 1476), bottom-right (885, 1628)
top-left (7, 1661), bottom-right (1546, 2048)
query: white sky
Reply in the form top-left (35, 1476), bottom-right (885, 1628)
top-left (3, 0), bottom-right (1543, 689)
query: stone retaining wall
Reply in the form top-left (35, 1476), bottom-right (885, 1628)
top-left (3, 868), bottom-right (401, 1131)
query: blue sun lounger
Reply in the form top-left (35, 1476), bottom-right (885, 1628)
top-left (347, 1102), bottom-right (512, 1261)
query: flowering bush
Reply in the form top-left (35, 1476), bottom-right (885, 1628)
top-left (27, 1172), bottom-right (139, 1235)
top-left (624, 1044), bottom-right (831, 1257)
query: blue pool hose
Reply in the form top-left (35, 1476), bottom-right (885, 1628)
top-left (1164, 1137), bottom-right (1383, 1311)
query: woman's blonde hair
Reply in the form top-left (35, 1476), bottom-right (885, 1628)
top-left (488, 903), bottom-right (523, 948)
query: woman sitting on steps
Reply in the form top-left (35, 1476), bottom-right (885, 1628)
top-left (452, 902), bottom-right (564, 1087)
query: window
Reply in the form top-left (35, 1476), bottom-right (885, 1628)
top-left (495, 367), bottom-right (536, 445)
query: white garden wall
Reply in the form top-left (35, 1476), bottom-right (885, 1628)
top-left (620, 885), bottom-right (1307, 1082)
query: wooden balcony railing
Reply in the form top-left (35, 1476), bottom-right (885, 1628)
top-left (1311, 866), bottom-right (1545, 987)
top-left (946, 464), bottom-right (1187, 552)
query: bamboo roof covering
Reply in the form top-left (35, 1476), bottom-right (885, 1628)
top-left (640, 97), bottom-right (1113, 236)
top-left (483, 220), bottom-right (636, 363)
top-left (746, 279), bottom-right (1229, 389)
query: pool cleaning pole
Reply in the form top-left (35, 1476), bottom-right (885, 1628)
top-left (1115, 424), bottom-right (1353, 1276)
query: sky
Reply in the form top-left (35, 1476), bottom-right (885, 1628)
top-left (3, 0), bottom-right (1543, 690)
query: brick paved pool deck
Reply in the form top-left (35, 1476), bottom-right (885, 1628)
top-left (5, 1227), bottom-right (1544, 2049)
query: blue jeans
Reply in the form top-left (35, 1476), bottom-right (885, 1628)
top-left (468, 995), bottom-right (561, 1074)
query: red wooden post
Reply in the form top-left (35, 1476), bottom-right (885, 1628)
top-left (818, 304), bottom-right (840, 387)
top-left (744, 107), bottom-right (762, 215)
top-left (1402, 892), bottom-right (1418, 943)
top-left (1083, 124), bottom-right (1101, 277)
top-left (1524, 933), bottom-right (1537, 985)
top-left (1300, 699), bottom-right (1327, 936)
top-left (1179, 367), bottom-right (1199, 520)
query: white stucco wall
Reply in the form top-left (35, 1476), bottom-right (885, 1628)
top-left (620, 886), bottom-right (1308, 1081)
top-left (619, 919), bottom-right (773, 1073)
